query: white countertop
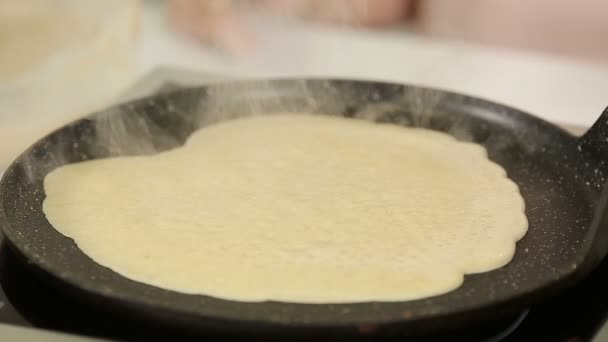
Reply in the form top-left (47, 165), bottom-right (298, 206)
top-left (137, 1), bottom-right (608, 128)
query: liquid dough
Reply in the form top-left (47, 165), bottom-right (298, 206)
top-left (43, 114), bottom-right (528, 303)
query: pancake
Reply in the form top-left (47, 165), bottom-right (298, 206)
top-left (43, 114), bottom-right (527, 303)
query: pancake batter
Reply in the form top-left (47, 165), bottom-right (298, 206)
top-left (43, 114), bottom-right (527, 303)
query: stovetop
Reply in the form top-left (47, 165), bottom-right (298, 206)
top-left (1, 68), bottom-right (607, 341)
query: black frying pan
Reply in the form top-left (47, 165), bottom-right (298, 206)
top-left (1, 79), bottom-right (607, 338)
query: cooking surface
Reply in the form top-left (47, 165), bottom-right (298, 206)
top-left (1, 68), bottom-right (607, 341)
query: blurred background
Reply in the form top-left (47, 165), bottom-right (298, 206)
top-left (1, 0), bottom-right (608, 170)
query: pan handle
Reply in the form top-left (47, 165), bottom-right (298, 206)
top-left (579, 106), bottom-right (608, 158)
top-left (580, 106), bottom-right (608, 268)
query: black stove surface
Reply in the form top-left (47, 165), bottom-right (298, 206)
top-left (0, 232), bottom-right (607, 341)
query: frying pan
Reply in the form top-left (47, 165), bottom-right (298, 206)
top-left (1, 79), bottom-right (607, 338)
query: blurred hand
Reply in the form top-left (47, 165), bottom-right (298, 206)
top-left (168, 0), bottom-right (254, 55)
top-left (260, 0), bottom-right (412, 26)
top-left (168, 0), bottom-right (412, 55)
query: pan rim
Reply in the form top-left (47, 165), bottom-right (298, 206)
top-left (0, 78), bottom-right (602, 332)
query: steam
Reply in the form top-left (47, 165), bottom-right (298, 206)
top-left (91, 79), bottom-right (452, 158)
top-left (15, 79), bottom-right (455, 186)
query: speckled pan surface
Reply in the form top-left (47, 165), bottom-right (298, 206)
top-left (1, 79), bottom-right (608, 336)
